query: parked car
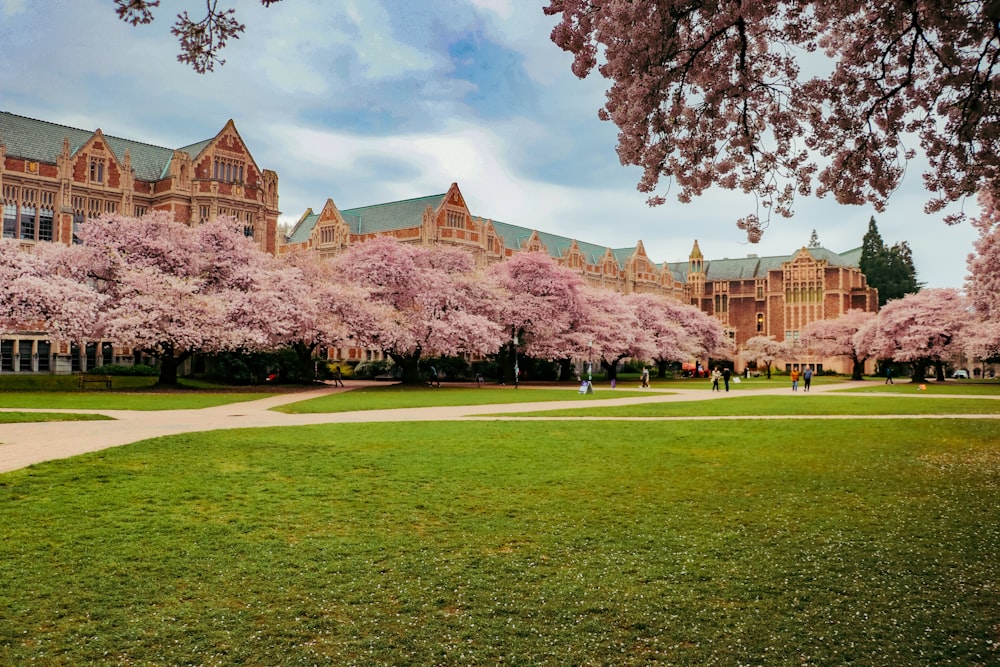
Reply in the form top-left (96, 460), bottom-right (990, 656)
top-left (952, 369), bottom-right (969, 379)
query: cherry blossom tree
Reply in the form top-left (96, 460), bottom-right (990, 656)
top-left (275, 250), bottom-right (392, 382)
top-left (574, 286), bottom-right (654, 382)
top-left (544, 1), bottom-right (1000, 240)
top-left (742, 335), bottom-right (788, 379)
top-left (73, 212), bottom-right (293, 386)
top-left (854, 288), bottom-right (969, 382)
top-left (626, 292), bottom-right (730, 377)
top-left (332, 237), bottom-right (504, 384)
top-left (115, 0), bottom-right (282, 73)
top-left (966, 189), bottom-right (1000, 321)
top-left (0, 239), bottom-right (104, 343)
top-left (800, 309), bottom-right (878, 380)
top-left (962, 318), bottom-right (1000, 376)
top-left (489, 251), bottom-right (588, 381)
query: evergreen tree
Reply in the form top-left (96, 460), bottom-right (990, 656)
top-left (859, 217), bottom-right (920, 306)
top-left (808, 229), bottom-right (821, 248)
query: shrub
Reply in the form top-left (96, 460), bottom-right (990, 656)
top-left (88, 364), bottom-right (159, 377)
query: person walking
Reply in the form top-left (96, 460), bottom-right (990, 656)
top-left (711, 367), bottom-right (721, 391)
top-left (722, 366), bottom-right (732, 392)
top-left (640, 367), bottom-right (650, 388)
top-left (885, 366), bottom-right (894, 384)
top-left (332, 365), bottom-right (344, 387)
top-left (790, 368), bottom-right (800, 391)
top-left (803, 366), bottom-right (813, 392)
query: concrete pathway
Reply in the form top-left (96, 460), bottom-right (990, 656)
top-left (2, 381), bottom-right (997, 473)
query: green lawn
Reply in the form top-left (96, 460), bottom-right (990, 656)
top-left (0, 419), bottom-right (996, 665)
top-left (273, 385), bottom-right (661, 413)
top-left (495, 394), bottom-right (1000, 417)
top-left (0, 411), bottom-right (112, 423)
top-left (838, 380), bottom-right (1000, 395)
top-left (0, 390), bottom-right (281, 411)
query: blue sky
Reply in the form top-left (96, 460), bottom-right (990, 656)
top-left (0, 0), bottom-right (979, 288)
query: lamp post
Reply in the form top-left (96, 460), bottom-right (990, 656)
top-left (512, 329), bottom-right (519, 389)
top-left (587, 340), bottom-right (593, 392)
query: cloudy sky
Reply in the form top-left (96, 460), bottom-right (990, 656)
top-left (0, 0), bottom-right (980, 288)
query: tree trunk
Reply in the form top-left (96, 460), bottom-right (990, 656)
top-left (558, 358), bottom-right (575, 382)
top-left (290, 340), bottom-right (318, 384)
top-left (909, 360), bottom-right (927, 383)
top-left (765, 362), bottom-right (772, 379)
top-left (389, 352), bottom-right (422, 385)
top-left (155, 347), bottom-right (191, 387)
top-left (933, 360), bottom-right (946, 381)
top-left (656, 359), bottom-right (669, 378)
top-left (601, 356), bottom-right (625, 382)
top-left (851, 357), bottom-right (865, 381)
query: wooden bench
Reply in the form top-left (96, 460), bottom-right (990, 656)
top-left (78, 374), bottom-right (113, 389)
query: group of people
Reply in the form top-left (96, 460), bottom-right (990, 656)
top-left (710, 366), bottom-right (733, 392)
top-left (789, 367), bottom-right (813, 391)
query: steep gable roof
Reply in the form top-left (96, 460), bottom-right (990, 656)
top-left (286, 208), bottom-right (321, 245)
top-left (340, 193), bottom-right (446, 235)
top-left (0, 110), bottom-right (202, 182)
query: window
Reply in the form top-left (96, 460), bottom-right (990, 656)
top-left (89, 158), bottom-right (105, 183)
top-left (18, 340), bottom-right (32, 371)
top-left (0, 340), bottom-right (13, 371)
top-left (134, 205), bottom-right (147, 217)
top-left (3, 203), bottom-right (16, 238)
top-left (446, 210), bottom-right (464, 228)
top-left (38, 207), bottom-right (53, 242)
top-left (756, 313), bottom-right (764, 332)
top-left (19, 204), bottom-right (35, 240)
top-left (714, 294), bottom-right (728, 312)
top-left (756, 284), bottom-right (764, 300)
top-left (36, 341), bottom-right (50, 372)
top-left (213, 157), bottom-right (245, 183)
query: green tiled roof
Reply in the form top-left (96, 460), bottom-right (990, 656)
top-left (0, 110), bottom-right (207, 182)
top-left (664, 246), bottom-right (863, 283)
top-left (612, 247), bottom-right (637, 268)
top-left (341, 194), bottom-right (446, 235)
top-left (286, 210), bottom-right (320, 245)
top-left (491, 220), bottom-right (537, 252)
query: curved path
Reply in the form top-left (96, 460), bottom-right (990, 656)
top-left (2, 381), bottom-right (997, 473)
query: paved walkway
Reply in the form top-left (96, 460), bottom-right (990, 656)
top-left (2, 381), bottom-right (997, 473)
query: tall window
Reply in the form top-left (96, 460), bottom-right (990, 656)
top-left (756, 313), bottom-right (764, 332)
top-left (213, 157), bottom-right (245, 183)
top-left (19, 203), bottom-right (36, 240)
top-left (446, 210), bottom-right (464, 228)
top-left (89, 158), bottom-right (105, 183)
top-left (38, 207), bottom-right (53, 242)
top-left (2, 203), bottom-right (16, 238)
top-left (2, 189), bottom-right (56, 242)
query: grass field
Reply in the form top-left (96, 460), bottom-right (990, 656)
top-left (0, 411), bottom-right (112, 424)
top-left (273, 385), bottom-right (661, 413)
top-left (1, 415), bottom-right (997, 665)
top-left (495, 394), bottom-right (1000, 417)
top-left (0, 390), bottom-right (281, 411)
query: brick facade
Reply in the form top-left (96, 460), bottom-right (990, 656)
top-left (285, 183), bottom-right (880, 374)
top-left (1, 111), bottom-right (280, 373)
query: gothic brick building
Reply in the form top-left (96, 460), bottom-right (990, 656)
top-left (0, 110), bottom-right (280, 372)
top-left (285, 182), bottom-right (879, 373)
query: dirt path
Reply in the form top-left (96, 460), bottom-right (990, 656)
top-left (2, 381), bottom-right (997, 473)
